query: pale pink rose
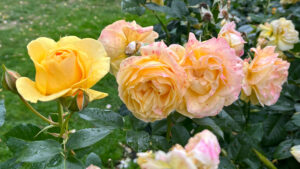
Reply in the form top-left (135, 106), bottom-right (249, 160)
top-left (138, 148), bottom-right (197, 169)
top-left (291, 145), bottom-right (300, 163)
top-left (218, 21), bottom-right (246, 57)
top-left (241, 46), bottom-right (290, 106)
top-left (86, 164), bottom-right (101, 169)
top-left (99, 20), bottom-right (159, 76)
top-left (117, 41), bottom-right (187, 122)
top-left (177, 33), bottom-right (244, 118)
top-left (185, 130), bottom-right (221, 169)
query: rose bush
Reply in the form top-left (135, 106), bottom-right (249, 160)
top-left (0, 0), bottom-right (300, 168)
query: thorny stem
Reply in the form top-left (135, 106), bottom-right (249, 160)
top-left (58, 101), bottom-right (64, 137)
top-left (166, 115), bottom-right (172, 141)
top-left (18, 94), bottom-right (58, 126)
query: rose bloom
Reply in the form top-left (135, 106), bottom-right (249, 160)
top-left (137, 147), bottom-right (197, 169)
top-left (291, 145), bottom-right (300, 163)
top-left (259, 18), bottom-right (299, 51)
top-left (177, 33), bottom-right (243, 118)
top-left (241, 46), bottom-right (290, 106)
top-left (147, 0), bottom-right (164, 6)
top-left (185, 130), bottom-right (221, 169)
top-left (117, 42), bottom-right (187, 122)
top-left (86, 164), bottom-right (101, 169)
top-left (280, 0), bottom-right (300, 4)
top-left (99, 20), bottom-right (158, 76)
top-left (218, 21), bottom-right (246, 57)
top-left (16, 36), bottom-right (110, 103)
top-left (137, 130), bottom-right (220, 169)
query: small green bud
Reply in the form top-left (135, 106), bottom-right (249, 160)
top-left (1, 65), bottom-right (21, 93)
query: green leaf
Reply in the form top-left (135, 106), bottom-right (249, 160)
top-left (151, 135), bottom-right (169, 151)
top-left (67, 128), bottom-right (112, 150)
top-left (291, 112), bottom-right (300, 127)
top-left (129, 114), bottom-right (148, 130)
top-left (171, 125), bottom-right (190, 146)
top-left (5, 123), bottom-right (50, 141)
top-left (0, 100), bottom-right (5, 127)
top-left (245, 123), bottom-right (264, 142)
top-left (238, 24), bottom-right (254, 34)
top-left (169, 0), bottom-right (189, 18)
top-left (273, 139), bottom-right (293, 160)
top-left (126, 131), bottom-right (150, 152)
top-left (45, 154), bottom-right (64, 169)
top-left (0, 158), bottom-right (22, 169)
top-left (145, 3), bottom-right (170, 13)
top-left (262, 114), bottom-right (287, 146)
top-left (6, 137), bottom-right (28, 154)
top-left (18, 139), bottom-right (61, 163)
top-left (121, 0), bottom-right (146, 16)
top-left (85, 152), bottom-right (102, 167)
top-left (193, 117), bottom-right (224, 139)
top-left (78, 108), bottom-right (123, 129)
top-left (218, 156), bottom-right (236, 169)
top-left (253, 149), bottom-right (277, 169)
top-left (151, 119), bottom-right (167, 135)
top-left (216, 110), bottom-right (242, 132)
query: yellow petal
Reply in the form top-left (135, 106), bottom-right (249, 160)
top-left (84, 88), bottom-right (108, 102)
top-left (57, 36), bottom-right (81, 47)
top-left (16, 77), bottom-right (70, 103)
top-left (27, 37), bottom-right (56, 63)
top-left (73, 39), bottom-right (110, 88)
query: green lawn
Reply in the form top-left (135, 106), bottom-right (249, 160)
top-left (0, 0), bottom-right (157, 165)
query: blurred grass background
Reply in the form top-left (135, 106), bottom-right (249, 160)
top-left (0, 0), bottom-right (157, 165)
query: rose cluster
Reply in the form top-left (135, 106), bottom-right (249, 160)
top-left (137, 130), bottom-right (221, 169)
top-left (99, 20), bottom-right (290, 122)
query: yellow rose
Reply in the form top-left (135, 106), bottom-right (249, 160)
top-left (117, 42), bottom-right (187, 122)
top-left (16, 36), bottom-right (110, 103)
top-left (280, 0), bottom-right (300, 4)
top-left (99, 20), bottom-right (158, 76)
top-left (258, 18), bottom-right (299, 51)
top-left (146, 0), bottom-right (164, 6)
top-left (241, 46), bottom-right (290, 106)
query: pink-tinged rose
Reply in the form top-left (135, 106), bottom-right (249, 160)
top-left (86, 164), bottom-right (101, 169)
top-left (177, 33), bottom-right (244, 118)
top-left (291, 145), bottom-right (300, 163)
top-left (218, 21), bottom-right (246, 57)
top-left (241, 46), bottom-right (290, 106)
top-left (117, 41), bottom-right (187, 122)
top-left (99, 20), bottom-right (159, 76)
top-left (137, 148), bottom-right (197, 169)
top-left (185, 130), bottom-right (221, 169)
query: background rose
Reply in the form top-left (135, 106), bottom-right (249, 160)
top-left (146, 0), bottom-right (164, 6)
top-left (291, 145), bottom-right (300, 163)
top-left (280, 0), bottom-right (300, 4)
top-left (185, 130), bottom-right (221, 169)
top-left (138, 148), bottom-right (197, 169)
top-left (241, 46), bottom-right (290, 106)
top-left (177, 33), bottom-right (244, 118)
top-left (16, 36), bottom-right (110, 103)
top-left (258, 18), bottom-right (299, 51)
top-left (137, 130), bottom-right (220, 169)
top-left (218, 21), bottom-right (246, 57)
top-left (99, 20), bottom-right (158, 76)
top-left (117, 41), bottom-right (187, 122)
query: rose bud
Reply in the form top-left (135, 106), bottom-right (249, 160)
top-left (1, 65), bottom-right (21, 93)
